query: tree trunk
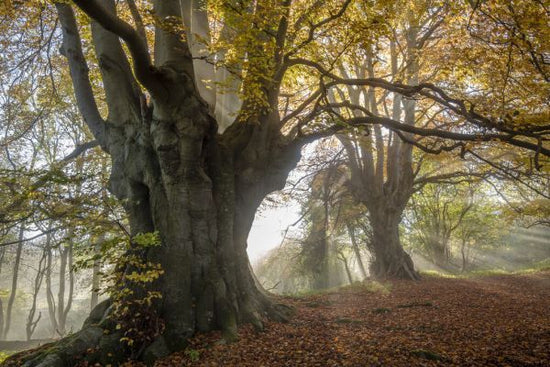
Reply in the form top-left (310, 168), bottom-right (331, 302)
top-left (26, 249), bottom-right (47, 341)
top-left (2, 224), bottom-right (25, 340)
top-left (461, 238), bottom-right (468, 273)
top-left (0, 236), bottom-right (6, 335)
top-left (90, 241), bottom-right (102, 310)
top-left (338, 252), bottom-right (354, 285)
top-left (57, 245), bottom-right (68, 336)
top-left (347, 224), bottom-right (368, 280)
top-left (10, 3), bottom-right (301, 364)
top-left (45, 229), bottom-right (58, 337)
top-left (0, 299), bottom-right (4, 340)
top-left (368, 208), bottom-right (419, 280)
top-left (429, 238), bottom-right (448, 268)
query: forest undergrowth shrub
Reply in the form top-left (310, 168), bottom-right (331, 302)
top-left (96, 231), bottom-right (165, 360)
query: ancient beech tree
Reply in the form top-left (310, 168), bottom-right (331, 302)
top-left (7, 0), bottom-right (549, 365)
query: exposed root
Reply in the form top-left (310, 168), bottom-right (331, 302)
top-left (2, 292), bottom-right (296, 366)
top-left (370, 255), bottom-right (422, 281)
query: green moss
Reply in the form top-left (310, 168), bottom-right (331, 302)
top-left (0, 351), bottom-right (14, 363)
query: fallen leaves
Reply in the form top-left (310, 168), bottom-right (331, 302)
top-left (155, 271), bottom-right (550, 366)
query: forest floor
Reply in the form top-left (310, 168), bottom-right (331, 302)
top-left (155, 270), bottom-right (550, 367)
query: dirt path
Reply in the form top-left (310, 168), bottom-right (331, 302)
top-left (157, 271), bottom-right (550, 366)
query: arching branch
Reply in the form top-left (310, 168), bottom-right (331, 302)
top-left (56, 3), bottom-right (107, 147)
top-left (71, 0), bottom-right (164, 97)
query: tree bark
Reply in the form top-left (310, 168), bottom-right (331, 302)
top-left (90, 241), bottom-right (101, 310)
top-left (45, 237), bottom-right (58, 337)
top-left (368, 208), bottom-right (419, 280)
top-left (26, 249), bottom-right (47, 341)
top-left (2, 223), bottom-right (25, 340)
top-left (347, 224), bottom-right (368, 280)
top-left (338, 251), bottom-right (354, 285)
top-left (9, 2), bottom-right (303, 365)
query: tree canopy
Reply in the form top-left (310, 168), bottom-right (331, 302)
top-left (0, 0), bottom-right (548, 365)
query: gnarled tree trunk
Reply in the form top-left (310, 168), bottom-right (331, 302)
top-left (368, 207), bottom-right (418, 280)
top-left (11, 2), bottom-right (301, 364)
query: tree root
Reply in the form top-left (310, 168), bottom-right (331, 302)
top-left (2, 294), bottom-right (295, 367)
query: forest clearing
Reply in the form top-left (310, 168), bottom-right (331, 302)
top-left (7, 270), bottom-right (548, 366)
top-left (154, 270), bottom-right (550, 366)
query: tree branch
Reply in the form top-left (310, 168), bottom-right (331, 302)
top-left (70, 0), bottom-right (164, 97)
top-left (56, 3), bottom-right (107, 148)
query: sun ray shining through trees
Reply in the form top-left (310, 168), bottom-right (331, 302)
top-left (0, 0), bottom-right (548, 366)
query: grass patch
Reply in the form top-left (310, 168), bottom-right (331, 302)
top-left (0, 351), bottom-right (14, 363)
top-left (420, 260), bottom-right (550, 280)
top-left (291, 280), bottom-right (392, 298)
top-left (466, 269), bottom-right (510, 277)
top-left (184, 348), bottom-right (200, 362)
top-left (515, 259), bottom-right (550, 273)
top-left (419, 270), bottom-right (458, 278)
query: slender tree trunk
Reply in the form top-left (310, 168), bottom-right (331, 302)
top-left (0, 243), bottom-right (5, 336)
top-left (0, 299), bottom-right (4, 339)
top-left (26, 249), bottom-right (47, 341)
top-left (461, 239), bottom-right (467, 273)
top-left (338, 252), bottom-right (354, 285)
top-left (90, 240), bottom-right (102, 310)
top-left (45, 232), bottom-right (58, 337)
top-left (0, 246), bottom-right (5, 274)
top-left (57, 245), bottom-right (68, 336)
top-left (347, 224), bottom-right (368, 279)
top-left (2, 223), bottom-right (25, 340)
top-left (62, 242), bottom-right (74, 334)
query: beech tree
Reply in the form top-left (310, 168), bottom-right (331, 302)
top-left (3, 0), bottom-right (549, 365)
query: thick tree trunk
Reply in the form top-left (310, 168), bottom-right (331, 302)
top-left (11, 122), bottom-right (298, 366)
top-left (430, 239), bottom-right (449, 268)
top-left (368, 208), bottom-right (419, 280)
top-left (10, 3), bottom-right (300, 364)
